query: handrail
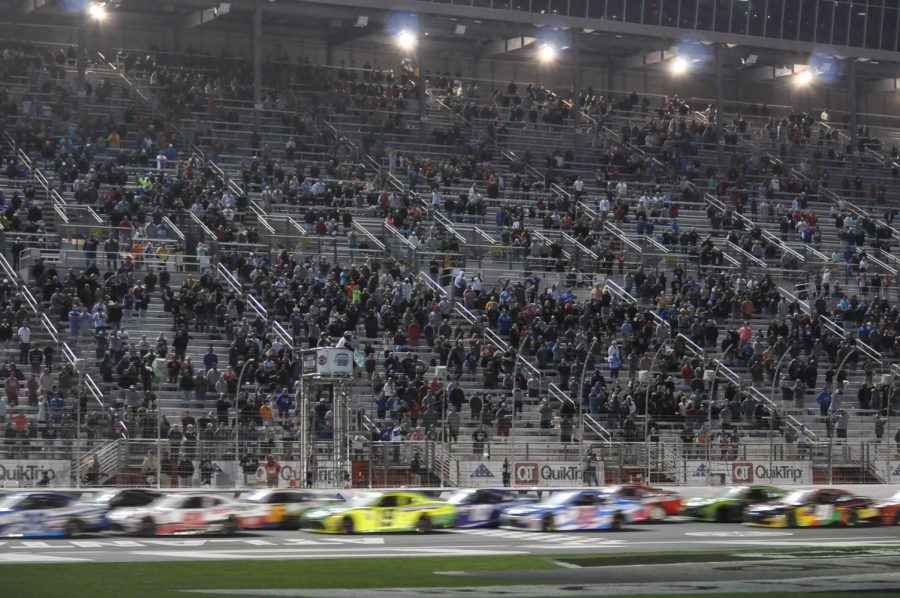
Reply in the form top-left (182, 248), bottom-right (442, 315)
top-left (417, 272), bottom-right (447, 298)
top-left (216, 263), bottom-right (243, 294)
top-left (602, 221), bottom-right (642, 254)
top-left (250, 200), bottom-right (276, 235)
top-left (62, 343), bottom-right (78, 367)
top-left (83, 373), bottom-right (105, 408)
top-left (473, 226), bottom-right (498, 246)
top-left (383, 223), bottom-right (415, 251)
top-left (864, 253), bottom-right (897, 277)
top-left (351, 221), bottom-right (385, 252)
top-left (453, 303), bottom-right (478, 326)
top-left (287, 217), bottom-right (309, 238)
top-left (583, 413), bottom-right (613, 444)
top-left (40, 313), bottom-right (59, 344)
top-left (726, 240), bottom-right (767, 269)
top-left (604, 278), bottom-right (638, 305)
top-left (162, 216), bottom-right (185, 241)
top-left (676, 333), bottom-right (706, 358)
top-left (272, 320), bottom-right (294, 347)
top-left (247, 294), bottom-right (268, 319)
top-left (712, 359), bottom-right (742, 387)
top-left (561, 232), bottom-right (598, 261)
top-left (433, 211), bottom-right (467, 246)
top-left (746, 386), bottom-right (814, 441)
top-left (188, 210), bottom-right (217, 241)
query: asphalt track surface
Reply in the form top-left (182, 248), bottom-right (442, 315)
top-left (2, 519), bottom-right (900, 564)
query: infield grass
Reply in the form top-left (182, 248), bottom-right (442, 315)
top-left (1, 549), bottom-right (898, 598)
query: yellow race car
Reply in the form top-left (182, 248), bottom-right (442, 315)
top-left (298, 491), bottom-right (456, 534)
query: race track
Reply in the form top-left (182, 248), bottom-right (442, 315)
top-left (2, 520), bottom-right (900, 563)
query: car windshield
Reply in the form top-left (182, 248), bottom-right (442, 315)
top-left (719, 487), bottom-right (748, 499)
top-left (150, 495), bottom-right (187, 508)
top-left (782, 490), bottom-right (813, 505)
top-left (241, 491), bottom-right (272, 504)
top-left (0, 495), bottom-right (24, 509)
top-left (344, 493), bottom-right (381, 507)
top-left (541, 491), bottom-right (580, 506)
top-left (446, 491), bottom-right (475, 505)
top-left (83, 492), bottom-right (117, 504)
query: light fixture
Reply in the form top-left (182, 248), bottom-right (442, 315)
top-left (538, 44), bottom-right (557, 63)
top-left (794, 69), bottom-right (814, 86)
top-left (396, 30), bottom-right (417, 52)
top-left (670, 57), bottom-right (689, 75)
top-left (88, 2), bottom-right (107, 21)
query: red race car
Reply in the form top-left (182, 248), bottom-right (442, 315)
top-left (875, 491), bottom-right (900, 525)
top-left (601, 485), bottom-right (683, 522)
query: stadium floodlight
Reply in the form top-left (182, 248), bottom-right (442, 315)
top-left (538, 44), bottom-right (557, 63)
top-left (794, 69), bottom-right (814, 86)
top-left (396, 30), bottom-right (417, 52)
top-left (88, 2), bottom-right (108, 21)
top-left (670, 57), bottom-right (689, 75)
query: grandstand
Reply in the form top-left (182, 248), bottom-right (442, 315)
top-left (1, 0), bottom-right (899, 490)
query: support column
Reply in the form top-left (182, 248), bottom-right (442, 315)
top-left (416, 52), bottom-right (426, 141)
top-left (253, 0), bottom-right (263, 134)
top-left (77, 12), bottom-right (87, 86)
top-left (849, 59), bottom-right (859, 176)
top-left (572, 31), bottom-right (582, 159)
top-left (714, 45), bottom-right (725, 168)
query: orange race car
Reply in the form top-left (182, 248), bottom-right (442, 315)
top-left (875, 491), bottom-right (900, 525)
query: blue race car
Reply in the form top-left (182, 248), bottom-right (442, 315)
top-left (447, 489), bottom-right (534, 528)
top-left (499, 489), bottom-right (645, 532)
top-left (0, 492), bottom-right (109, 537)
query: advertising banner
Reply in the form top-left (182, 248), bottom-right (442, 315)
top-left (457, 460), bottom-right (603, 487)
top-left (0, 460), bottom-right (72, 488)
top-left (682, 460), bottom-right (812, 485)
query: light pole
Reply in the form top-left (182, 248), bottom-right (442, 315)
top-left (234, 358), bottom-right (256, 488)
top-left (644, 339), bottom-right (671, 483)
top-left (705, 357), bottom-right (726, 486)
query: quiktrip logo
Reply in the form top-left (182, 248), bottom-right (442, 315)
top-left (732, 462), bottom-right (753, 483)
top-left (514, 462), bottom-right (538, 485)
top-left (469, 464), bottom-right (495, 478)
top-left (892, 463), bottom-right (900, 477)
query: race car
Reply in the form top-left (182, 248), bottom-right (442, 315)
top-left (601, 485), bottom-right (683, 522)
top-left (744, 488), bottom-right (880, 528)
top-left (0, 492), bottom-right (109, 537)
top-left (107, 493), bottom-right (251, 536)
top-left (499, 489), bottom-right (644, 532)
top-left (874, 491), bottom-right (900, 525)
top-left (446, 488), bottom-right (535, 528)
top-left (298, 490), bottom-right (455, 534)
top-left (683, 485), bottom-right (785, 522)
top-left (237, 489), bottom-right (343, 530)
top-left (83, 489), bottom-right (164, 510)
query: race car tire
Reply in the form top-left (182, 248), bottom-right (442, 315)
top-left (846, 511), bottom-right (858, 527)
top-left (415, 515), bottom-right (433, 534)
top-left (715, 507), bottom-right (729, 523)
top-left (612, 512), bottom-right (625, 531)
top-left (894, 511), bottom-right (900, 525)
top-left (785, 512), bottom-right (797, 529)
top-left (341, 516), bottom-right (355, 534)
top-left (649, 506), bottom-right (667, 522)
top-left (541, 514), bottom-right (555, 532)
top-left (222, 517), bottom-right (239, 536)
top-left (65, 519), bottom-right (83, 538)
top-left (139, 517), bottom-right (157, 537)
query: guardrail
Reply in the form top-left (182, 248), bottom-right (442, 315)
top-left (216, 263), bottom-right (243, 294)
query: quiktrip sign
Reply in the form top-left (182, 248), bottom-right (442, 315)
top-left (458, 461), bottom-right (602, 487)
top-left (682, 460), bottom-right (812, 485)
top-left (0, 460), bottom-right (71, 487)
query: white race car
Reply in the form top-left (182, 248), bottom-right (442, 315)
top-left (107, 493), bottom-right (252, 536)
top-left (0, 492), bottom-right (109, 538)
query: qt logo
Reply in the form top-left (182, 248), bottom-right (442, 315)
top-left (732, 462), bottom-right (754, 483)
top-left (514, 463), bottom-right (537, 484)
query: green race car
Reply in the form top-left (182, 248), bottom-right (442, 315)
top-left (683, 486), bottom-right (785, 522)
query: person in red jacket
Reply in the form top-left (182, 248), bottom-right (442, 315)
top-left (264, 454), bottom-right (281, 488)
